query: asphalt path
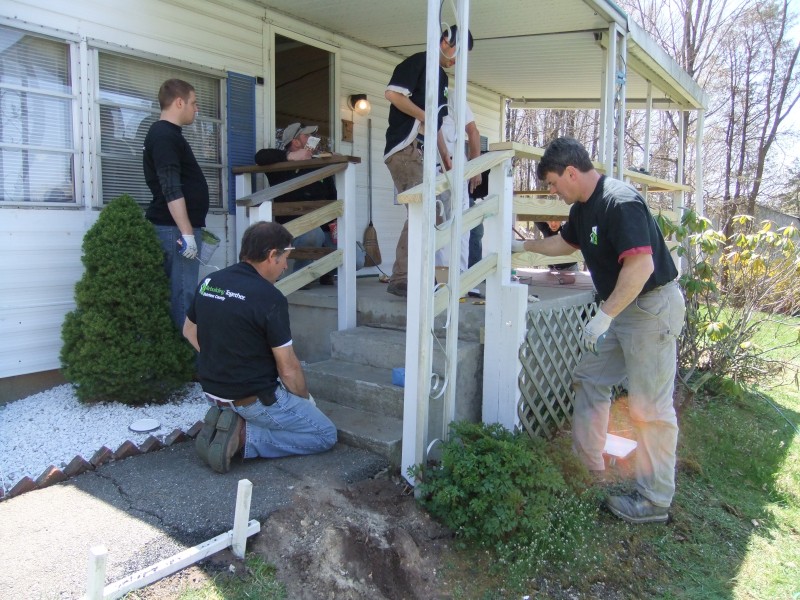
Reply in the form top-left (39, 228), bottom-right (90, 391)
top-left (0, 442), bottom-right (388, 599)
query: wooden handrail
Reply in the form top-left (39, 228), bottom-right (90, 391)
top-left (397, 149), bottom-right (515, 204)
top-left (489, 141), bottom-right (691, 193)
top-left (235, 163), bottom-right (346, 207)
top-left (232, 154), bottom-right (360, 175)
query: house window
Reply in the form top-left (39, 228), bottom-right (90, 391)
top-left (0, 25), bottom-right (76, 204)
top-left (96, 53), bottom-right (223, 209)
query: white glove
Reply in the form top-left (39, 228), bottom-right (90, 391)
top-left (583, 309), bottom-right (613, 354)
top-left (177, 234), bottom-right (197, 259)
top-left (511, 240), bottom-right (527, 253)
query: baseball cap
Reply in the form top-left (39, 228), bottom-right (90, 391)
top-left (279, 123), bottom-right (318, 150)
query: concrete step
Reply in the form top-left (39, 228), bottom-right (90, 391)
top-left (316, 399), bottom-right (402, 466)
top-left (305, 358), bottom-right (404, 419)
top-left (330, 325), bottom-right (483, 372)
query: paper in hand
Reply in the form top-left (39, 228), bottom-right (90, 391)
top-left (305, 136), bottom-right (320, 151)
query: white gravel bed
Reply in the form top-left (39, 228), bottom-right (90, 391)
top-left (0, 383), bottom-right (208, 494)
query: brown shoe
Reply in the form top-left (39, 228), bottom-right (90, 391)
top-left (207, 410), bottom-right (245, 474)
top-left (387, 280), bottom-right (408, 297)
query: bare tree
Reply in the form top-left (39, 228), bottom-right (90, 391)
top-left (619, 0), bottom-right (800, 228)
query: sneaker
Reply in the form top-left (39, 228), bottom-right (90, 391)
top-left (319, 273), bottom-right (335, 286)
top-left (386, 280), bottom-right (408, 297)
top-left (207, 409), bottom-right (245, 474)
top-left (195, 406), bottom-right (221, 464)
top-left (606, 491), bottom-right (669, 524)
top-left (467, 288), bottom-right (483, 298)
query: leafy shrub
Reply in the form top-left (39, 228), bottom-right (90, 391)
top-left (412, 421), bottom-right (586, 547)
top-left (657, 211), bottom-right (800, 388)
top-left (61, 194), bottom-right (194, 404)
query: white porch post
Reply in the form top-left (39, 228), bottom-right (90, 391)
top-left (442, 0), bottom-right (471, 434)
top-left (677, 109), bottom-right (685, 210)
top-left (234, 172), bottom-right (253, 258)
top-left (603, 23), bottom-right (617, 174)
top-left (695, 108), bottom-right (705, 216)
top-left (481, 159), bottom-right (527, 430)
top-left (335, 163), bottom-right (357, 330)
top-left (615, 25), bottom-right (627, 179)
top-left (401, 0), bottom-right (442, 481)
top-left (644, 82), bottom-right (652, 172)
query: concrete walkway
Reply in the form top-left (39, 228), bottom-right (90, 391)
top-left (0, 441), bottom-right (388, 599)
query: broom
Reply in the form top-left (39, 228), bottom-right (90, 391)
top-left (362, 118), bottom-right (382, 267)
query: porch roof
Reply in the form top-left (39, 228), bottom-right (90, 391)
top-left (247, 0), bottom-right (707, 110)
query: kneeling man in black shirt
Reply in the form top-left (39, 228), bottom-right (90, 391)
top-left (184, 221), bottom-right (337, 473)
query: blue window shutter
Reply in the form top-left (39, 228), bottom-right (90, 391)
top-left (226, 73), bottom-right (256, 215)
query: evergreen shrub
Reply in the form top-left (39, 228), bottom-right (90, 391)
top-left (61, 194), bottom-right (194, 404)
top-left (412, 421), bottom-right (590, 548)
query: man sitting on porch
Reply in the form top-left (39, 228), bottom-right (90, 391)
top-left (513, 137), bottom-right (685, 524)
top-left (183, 221), bottom-right (338, 473)
top-left (255, 123), bottom-right (337, 285)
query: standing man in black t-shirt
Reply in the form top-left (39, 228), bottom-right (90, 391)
top-left (184, 221), bottom-right (337, 473)
top-left (143, 79), bottom-right (209, 328)
top-left (513, 137), bottom-right (685, 524)
top-left (382, 26), bottom-right (473, 297)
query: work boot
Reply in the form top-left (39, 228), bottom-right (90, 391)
top-left (606, 491), bottom-right (669, 524)
top-left (207, 409), bottom-right (245, 474)
top-left (386, 280), bottom-right (407, 297)
top-left (195, 406), bottom-right (221, 464)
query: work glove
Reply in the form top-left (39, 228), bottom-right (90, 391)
top-left (511, 240), bottom-right (527, 253)
top-left (177, 234), bottom-right (198, 259)
top-left (582, 309), bottom-right (613, 354)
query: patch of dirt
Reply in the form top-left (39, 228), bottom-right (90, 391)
top-left (252, 474), bottom-right (455, 600)
top-left (131, 472), bottom-right (463, 599)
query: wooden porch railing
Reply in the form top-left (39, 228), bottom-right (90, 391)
top-left (232, 155), bottom-right (360, 330)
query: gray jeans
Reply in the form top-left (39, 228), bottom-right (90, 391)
top-left (571, 281), bottom-right (685, 506)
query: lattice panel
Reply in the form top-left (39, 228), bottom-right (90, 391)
top-left (518, 301), bottom-right (599, 440)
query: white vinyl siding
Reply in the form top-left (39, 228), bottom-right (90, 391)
top-left (96, 52), bottom-right (224, 208)
top-left (0, 25), bottom-right (76, 204)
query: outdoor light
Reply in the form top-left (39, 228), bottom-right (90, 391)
top-left (348, 94), bottom-right (371, 115)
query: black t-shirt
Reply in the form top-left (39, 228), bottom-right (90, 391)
top-left (187, 262), bottom-right (291, 399)
top-left (143, 120), bottom-right (209, 227)
top-left (384, 52), bottom-right (448, 157)
top-left (560, 176), bottom-right (678, 300)
top-left (253, 148), bottom-right (337, 228)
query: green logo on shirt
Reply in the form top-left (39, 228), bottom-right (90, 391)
top-left (590, 226), bottom-right (598, 245)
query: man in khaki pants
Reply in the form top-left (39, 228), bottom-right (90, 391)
top-left (382, 26), bottom-right (473, 297)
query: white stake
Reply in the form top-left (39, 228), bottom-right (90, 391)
top-left (231, 478), bottom-right (253, 558)
top-left (85, 545), bottom-right (107, 600)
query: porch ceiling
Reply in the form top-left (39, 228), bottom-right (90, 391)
top-left (246, 0), bottom-right (707, 110)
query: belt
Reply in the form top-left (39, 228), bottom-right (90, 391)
top-left (205, 393), bottom-right (258, 408)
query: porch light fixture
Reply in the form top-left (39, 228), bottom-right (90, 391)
top-left (348, 94), bottom-right (371, 115)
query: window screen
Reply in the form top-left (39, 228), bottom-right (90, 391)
top-left (97, 52), bottom-right (223, 208)
top-left (0, 25), bottom-right (75, 203)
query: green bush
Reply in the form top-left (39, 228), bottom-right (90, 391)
top-left (60, 194), bottom-right (194, 404)
top-left (412, 421), bottom-right (584, 547)
top-left (657, 211), bottom-right (800, 389)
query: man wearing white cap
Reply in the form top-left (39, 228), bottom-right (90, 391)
top-left (255, 123), bottom-right (336, 283)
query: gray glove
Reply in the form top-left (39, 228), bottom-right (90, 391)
top-left (177, 234), bottom-right (197, 259)
top-left (511, 240), bottom-right (527, 253)
top-left (582, 309), bottom-right (613, 354)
